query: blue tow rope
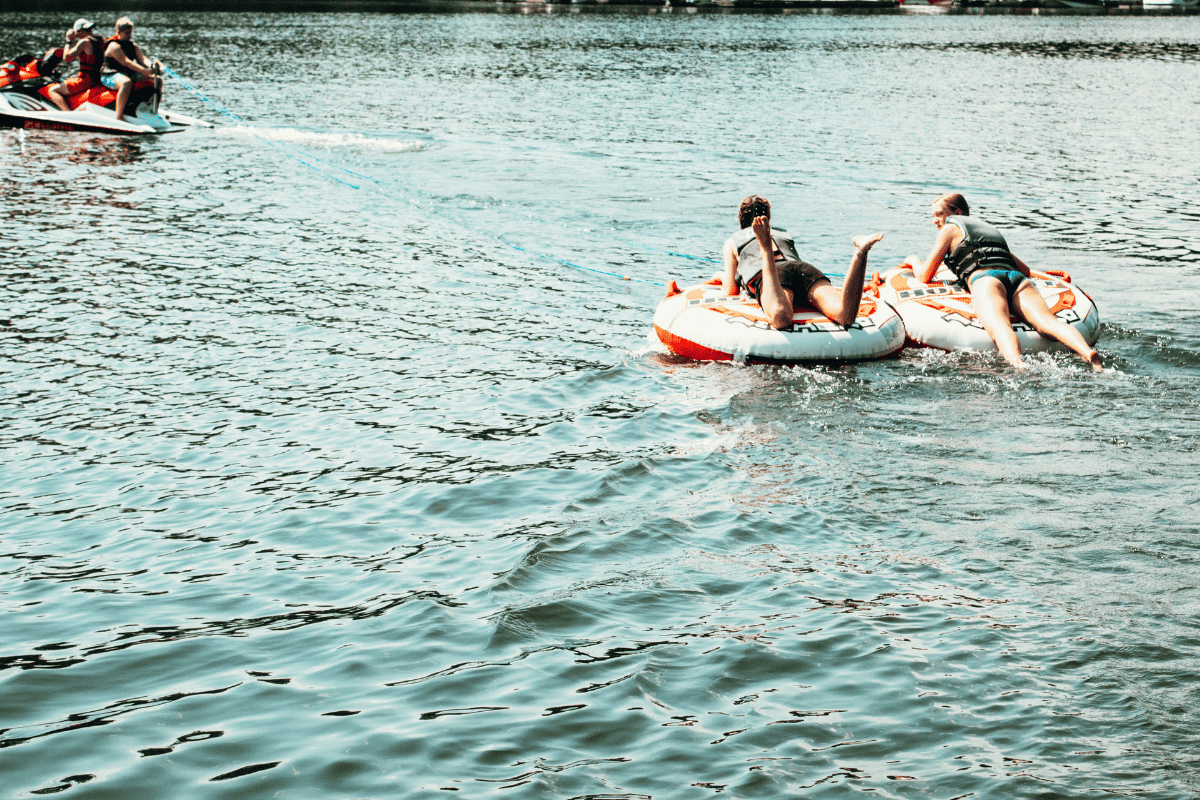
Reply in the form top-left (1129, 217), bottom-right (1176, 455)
top-left (163, 66), bottom-right (361, 189)
top-left (159, 66), bottom-right (735, 288)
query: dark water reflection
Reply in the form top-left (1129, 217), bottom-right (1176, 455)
top-left (2, 7), bottom-right (1200, 800)
top-left (912, 39), bottom-right (1200, 60)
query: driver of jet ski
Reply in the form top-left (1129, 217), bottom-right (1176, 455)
top-left (102, 17), bottom-right (160, 122)
top-left (46, 19), bottom-right (105, 113)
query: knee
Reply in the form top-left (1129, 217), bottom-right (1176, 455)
top-left (831, 308), bottom-right (855, 327)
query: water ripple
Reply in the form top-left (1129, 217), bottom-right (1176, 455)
top-left (2, 8), bottom-right (1198, 799)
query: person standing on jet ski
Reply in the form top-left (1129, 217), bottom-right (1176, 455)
top-left (102, 17), bottom-right (160, 122)
top-left (46, 19), bottom-right (105, 113)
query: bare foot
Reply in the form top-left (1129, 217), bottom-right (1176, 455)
top-left (853, 233), bottom-right (884, 253)
top-left (1086, 350), bottom-right (1102, 373)
top-left (751, 214), bottom-right (771, 243)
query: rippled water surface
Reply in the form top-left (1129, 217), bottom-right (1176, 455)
top-left (3, 7), bottom-right (1200, 799)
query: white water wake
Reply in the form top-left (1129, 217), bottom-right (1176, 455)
top-left (222, 125), bottom-right (430, 154)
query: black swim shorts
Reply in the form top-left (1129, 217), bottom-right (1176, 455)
top-left (745, 260), bottom-right (828, 307)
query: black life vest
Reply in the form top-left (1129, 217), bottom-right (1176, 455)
top-left (104, 36), bottom-right (141, 78)
top-left (77, 35), bottom-right (104, 79)
top-left (942, 216), bottom-right (1018, 285)
top-left (730, 226), bottom-right (803, 292)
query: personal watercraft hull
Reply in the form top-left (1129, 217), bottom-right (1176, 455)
top-left (0, 53), bottom-right (208, 135)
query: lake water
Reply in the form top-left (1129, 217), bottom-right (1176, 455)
top-left (3, 6), bottom-right (1200, 799)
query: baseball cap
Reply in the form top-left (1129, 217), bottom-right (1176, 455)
top-left (72, 19), bottom-right (96, 32)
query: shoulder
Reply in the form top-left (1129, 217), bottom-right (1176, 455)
top-left (938, 221), bottom-right (962, 247)
top-left (729, 226), bottom-right (755, 248)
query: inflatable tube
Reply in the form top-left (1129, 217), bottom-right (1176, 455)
top-left (877, 265), bottom-right (1100, 353)
top-left (653, 279), bottom-right (905, 365)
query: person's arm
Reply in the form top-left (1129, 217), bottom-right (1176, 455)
top-left (1011, 253), bottom-right (1032, 277)
top-left (133, 44), bottom-right (151, 70)
top-left (722, 238), bottom-right (739, 296)
top-left (905, 224), bottom-right (958, 284)
top-left (62, 32), bottom-right (84, 63)
top-left (106, 42), bottom-right (155, 77)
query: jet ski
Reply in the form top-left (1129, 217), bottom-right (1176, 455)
top-left (0, 50), bottom-right (208, 135)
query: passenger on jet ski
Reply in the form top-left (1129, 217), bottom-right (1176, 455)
top-left (46, 19), bottom-right (105, 113)
top-left (103, 17), bottom-right (160, 122)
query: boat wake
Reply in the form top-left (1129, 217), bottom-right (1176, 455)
top-left (222, 125), bottom-right (430, 154)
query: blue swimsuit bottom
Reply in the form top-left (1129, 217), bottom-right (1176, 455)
top-left (968, 269), bottom-right (1031, 303)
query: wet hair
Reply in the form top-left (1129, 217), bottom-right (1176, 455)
top-left (934, 193), bottom-right (969, 216)
top-left (738, 195), bottom-right (771, 230)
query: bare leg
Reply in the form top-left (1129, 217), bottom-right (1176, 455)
top-left (752, 215), bottom-right (796, 330)
top-left (806, 232), bottom-right (883, 326)
top-left (969, 276), bottom-right (1025, 368)
top-left (1011, 283), bottom-right (1102, 371)
top-left (47, 84), bottom-right (71, 112)
top-left (807, 233), bottom-right (883, 326)
top-left (113, 75), bottom-right (132, 121)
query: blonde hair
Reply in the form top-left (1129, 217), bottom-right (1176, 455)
top-left (934, 193), bottom-right (969, 216)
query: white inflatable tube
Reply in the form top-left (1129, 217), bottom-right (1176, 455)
top-left (877, 266), bottom-right (1100, 353)
top-left (653, 280), bottom-right (905, 365)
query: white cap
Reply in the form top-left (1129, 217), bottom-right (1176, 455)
top-left (72, 18), bottom-right (96, 32)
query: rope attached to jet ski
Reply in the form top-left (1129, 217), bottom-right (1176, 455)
top-left (163, 65), bottom-right (362, 189)
top-left (162, 65), bottom-right (722, 287)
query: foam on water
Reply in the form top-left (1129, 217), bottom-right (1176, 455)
top-left (222, 124), bottom-right (431, 154)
